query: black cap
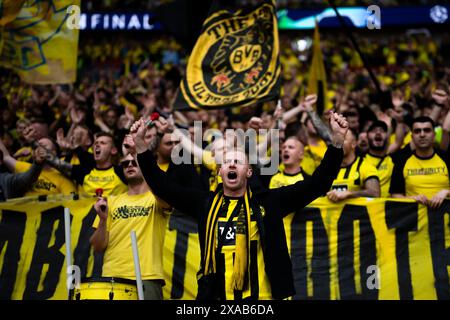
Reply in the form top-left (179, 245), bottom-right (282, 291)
top-left (367, 120), bottom-right (388, 133)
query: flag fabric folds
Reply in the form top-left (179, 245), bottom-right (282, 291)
top-left (0, 0), bottom-right (27, 26)
top-left (307, 22), bottom-right (329, 115)
top-left (173, 0), bottom-right (281, 111)
top-left (0, 0), bottom-right (80, 84)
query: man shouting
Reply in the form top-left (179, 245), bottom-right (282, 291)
top-left (131, 112), bottom-right (348, 300)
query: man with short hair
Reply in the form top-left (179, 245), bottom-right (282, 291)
top-left (131, 112), bottom-right (348, 300)
top-left (45, 132), bottom-right (128, 196)
top-left (364, 121), bottom-right (395, 198)
top-left (327, 129), bottom-right (380, 202)
top-left (390, 116), bottom-right (450, 208)
top-left (90, 152), bottom-right (172, 300)
top-left (269, 136), bottom-right (309, 255)
top-left (270, 136), bottom-right (308, 189)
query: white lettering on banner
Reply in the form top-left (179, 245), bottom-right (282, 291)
top-left (143, 14), bottom-right (153, 30)
top-left (104, 14), bottom-right (109, 29)
top-left (76, 13), bottom-right (157, 31)
top-left (112, 14), bottom-right (126, 29)
top-left (91, 14), bottom-right (101, 29)
top-left (128, 15), bottom-right (141, 29)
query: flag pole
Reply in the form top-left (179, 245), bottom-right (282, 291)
top-left (327, 0), bottom-right (382, 95)
top-left (131, 231), bottom-right (145, 300)
top-left (64, 207), bottom-right (72, 300)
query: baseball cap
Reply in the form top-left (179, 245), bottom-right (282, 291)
top-left (367, 120), bottom-right (388, 133)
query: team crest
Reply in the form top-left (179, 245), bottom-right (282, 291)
top-left (175, 0), bottom-right (280, 110)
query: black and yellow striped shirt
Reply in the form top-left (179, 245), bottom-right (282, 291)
top-left (331, 156), bottom-right (379, 192)
top-left (364, 153), bottom-right (394, 198)
top-left (216, 197), bottom-right (272, 300)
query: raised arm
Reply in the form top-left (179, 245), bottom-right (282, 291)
top-left (429, 89), bottom-right (448, 123)
top-left (1, 162), bottom-right (43, 199)
top-left (263, 112), bottom-right (347, 216)
top-left (132, 118), bottom-right (207, 218)
top-left (0, 139), bottom-right (17, 172)
top-left (305, 95), bottom-right (332, 143)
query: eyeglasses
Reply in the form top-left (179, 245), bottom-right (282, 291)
top-left (120, 159), bottom-right (138, 168)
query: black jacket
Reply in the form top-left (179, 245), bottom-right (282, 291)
top-left (137, 146), bottom-right (343, 299)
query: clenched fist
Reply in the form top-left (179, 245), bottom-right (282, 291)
top-left (329, 112), bottom-right (349, 148)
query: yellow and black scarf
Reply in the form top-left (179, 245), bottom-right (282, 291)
top-left (203, 188), bottom-right (252, 291)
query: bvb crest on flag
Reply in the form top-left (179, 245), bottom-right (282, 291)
top-left (174, 0), bottom-right (281, 111)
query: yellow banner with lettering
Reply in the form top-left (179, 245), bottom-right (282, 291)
top-left (1, 196), bottom-right (449, 300)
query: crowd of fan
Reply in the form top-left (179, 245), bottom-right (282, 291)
top-left (0, 29), bottom-right (449, 206)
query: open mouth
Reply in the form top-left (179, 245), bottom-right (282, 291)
top-left (227, 171), bottom-right (237, 180)
top-left (283, 154), bottom-right (290, 161)
top-left (374, 137), bottom-right (383, 142)
top-left (94, 148), bottom-right (101, 156)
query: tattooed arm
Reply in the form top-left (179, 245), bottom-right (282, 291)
top-left (43, 150), bottom-right (73, 177)
top-left (306, 109), bottom-right (332, 144)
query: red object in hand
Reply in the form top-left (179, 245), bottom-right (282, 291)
top-left (150, 112), bottom-right (160, 121)
top-left (146, 112), bottom-right (160, 127)
top-left (95, 188), bottom-right (106, 211)
top-left (95, 188), bottom-right (104, 197)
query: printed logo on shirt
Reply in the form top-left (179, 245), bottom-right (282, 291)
top-left (218, 221), bottom-right (237, 247)
top-left (87, 175), bottom-right (115, 182)
top-left (406, 167), bottom-right (447, 176)
top-left (33, 179), bottom-right (57, 191)
top-left (112, 205), bottom-right (153, 220)
top-left (331, 184), bottom-right (348, 192)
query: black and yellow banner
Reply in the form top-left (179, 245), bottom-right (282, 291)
top-left (1, 196), bottom-right (450, 300)
top-left (173, 0), bottom-right (281, 111)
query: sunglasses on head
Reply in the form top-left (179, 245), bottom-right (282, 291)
top-left (120, 159), bottom-right (138, 168)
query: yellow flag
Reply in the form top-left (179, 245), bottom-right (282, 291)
top-left (0, 0), bottom-right (27, 54)
top-left (0, 0), bottom-right (27, 26)
top-left (307, 22), bottom-right (329, 115)
top-left (0, 0), bottom-right (80, 84)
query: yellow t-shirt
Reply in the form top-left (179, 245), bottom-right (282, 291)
top-left (14, 146), bottom-right (33, 163)
top-left (269, 171), bottom-right (306, 255)
top-left (15, 161), bottom-right (76, 196)
top-left (364, 154), bottom-right (394, 198)
top-left (269, 171), bottom-right (305, 189)
top-left (390, 151), bottom-right (450, 199)
top-left (331, 156), bottom-right (379, 192)
top-left (218, 198), bottom-right (271, 300)
top-left (94, 191), bottom-right (172, 281)
top-left (301, 140), bottom-right (327, 176)
top-left (157, 162), bottom-right (170, 172)
top-left (79, 167), bottom-right (128, 197)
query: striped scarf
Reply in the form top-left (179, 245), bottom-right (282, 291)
top-left (203, 188), bottom-right (252, 291)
